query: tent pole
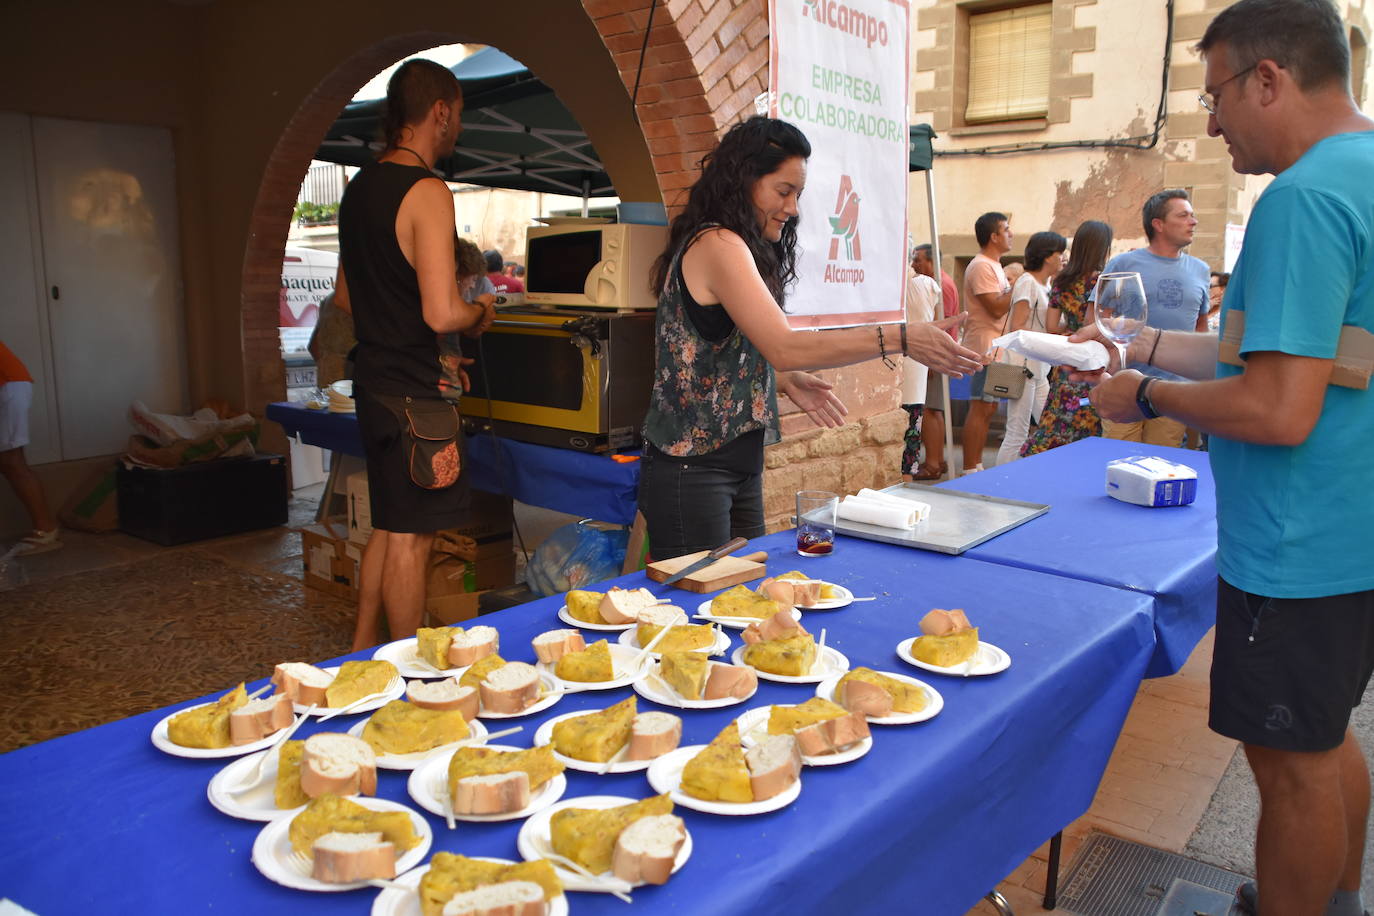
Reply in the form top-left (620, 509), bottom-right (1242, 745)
top-left (581, 178), bottom-right (590, 217)
top-left (925, 169), bottom-right (954, 482)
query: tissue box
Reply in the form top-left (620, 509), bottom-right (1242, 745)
top-left (1106, 456), bottom-right (1198, 507)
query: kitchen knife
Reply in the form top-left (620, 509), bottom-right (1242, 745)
top-left (659, 536), bottom-right (750, 587)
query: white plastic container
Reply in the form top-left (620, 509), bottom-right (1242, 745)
top-left (1105, 456), bottom-right (1198, 507)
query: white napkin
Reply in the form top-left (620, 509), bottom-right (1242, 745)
top-left (836, 493), bottom-right (929, 529)
top-left (990, 330), bottom-right (1110, 371)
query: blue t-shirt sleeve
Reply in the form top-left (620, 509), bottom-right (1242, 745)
top-left (1236, 185), bottom-right (1361, 359)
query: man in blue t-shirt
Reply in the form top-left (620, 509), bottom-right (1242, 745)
top-left (1080, 2), bottom-right (1374, 913)
top-left (1100, 189), bottom-right (1210, 446)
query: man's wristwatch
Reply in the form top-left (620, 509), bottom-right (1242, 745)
top-left (1136, 377), bottom-right (1160, 420)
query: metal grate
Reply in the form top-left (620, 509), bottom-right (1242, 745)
top-left (1056, 832), bottom-right (1250, 916)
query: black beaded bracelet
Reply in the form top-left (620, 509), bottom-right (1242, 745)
top-left (878, 325), bottom-right (896, 369)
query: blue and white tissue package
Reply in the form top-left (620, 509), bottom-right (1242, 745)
top-left (1105, 456), bottom-right (1198, 507)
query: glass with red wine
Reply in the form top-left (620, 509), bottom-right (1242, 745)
top-left (796, 490), bottom-right (839, 557)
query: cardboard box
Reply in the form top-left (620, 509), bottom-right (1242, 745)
top-left (426, 590), bottom-right (490, 626)
top-left (346, 471), bottom-right (373, 545)
top-left (302, 518), bottom-right (362, 599)
top-left (427, 537), bottom-right (517, 599)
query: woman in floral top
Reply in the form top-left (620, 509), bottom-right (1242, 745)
top-left (639, 117), bottom-right (983, 559)
top-left (1019, 220), bottom-right (1113, 458)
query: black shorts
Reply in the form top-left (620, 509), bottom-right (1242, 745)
top-left (1210, 576), bottom-right (1374, 752)
top-left (354, 387), bottom-right (470, 535)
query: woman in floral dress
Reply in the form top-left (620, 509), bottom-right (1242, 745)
top-left (1020, 220), bottom-right (1113, 457)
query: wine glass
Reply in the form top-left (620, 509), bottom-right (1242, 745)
top-left (1093, 271), bottom-right (1148, 371)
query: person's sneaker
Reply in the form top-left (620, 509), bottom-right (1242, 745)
top-left (961, 464), bottom-right (986, 475)
top-left (13, 528), bottom-right (61, 556)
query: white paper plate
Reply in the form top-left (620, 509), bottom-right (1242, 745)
top-left (207, 748), bottom-right (303, 821)
top-left (734, 705), bottom-right (872, 767)
top-left (371, 637), bottom-right (477, 680)
top-left (477, 670), bottom-right (564, 719)
top-left (730, 645), bottom-right (850, 684)
top-left (694, 599), bottom-right (803, 630)
top-left (815, 671), bottom-right (944, 725)
top-left (406, 744), bottom-right (567, 822)
top-left (556, 605), bottom-right (634, 632)
top-left (616, 625), bottom-right (730, 659)
top-left (632, 660), bottom-right (756, 709)
top-left (346, 717), bottom-right (488, 770)
top-left (251, 797), bottom-right (432, 892)
top-left (532, 710), bottom-right (662, 774)
top-left (150, 697), bottom-right (289, 759)
top-left (293, 666), bottom-right (407, 717)
top-left (647, 745), bottom-right (801, 815)
top-left (516, 795), bottom-right (693, 893)
top-left (537, 643), bottom-right (647, 693)
top-left (370, 861), bottom-right (570, 916)
top-left (896, 637), bottom-right (1012, 676)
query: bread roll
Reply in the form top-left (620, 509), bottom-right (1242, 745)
top-left (479, 662), bottom-right (541, 714)
top-left (837, 678), bottom-right (894, 718)
top-left (793, 711), bottom-right (870, 757)
top-left (228, 693), bottom-right (293, 745)
top-left (448, 625), bottom-right (500, 668)
top-left (310, 831), bottom-right (396, 883)
top-left (451, 771), bottom-right (532, 815)
top-left (703, 662), bottom-right (757, 700)
top-left (299, 732), bottom-right (378, 798)
top-left (612, 814), bottom-right (686, 885)
top-left (440, 880), bottom-right (547, 916)
top-left (599, 587), bottom-right (658, 625)
top-left (745, 734), bottom-right (801, 801)
top-left (273, 662), bottom-right (333, 707)
top-left (741, 609), bottom-right (806, 646)
top-left (627, 712), bottom-right (682, 761)
top-left (531, 629), bottom-right (586, 665)
top-left (919, 608), bottom-right (972, 637)
top-left (406, 678), bottom-right (480, 719)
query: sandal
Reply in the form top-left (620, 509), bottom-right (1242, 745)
top-left (911, 462), bottom-right (947, 481)
top-left (14, 528), bottom-right (62, 556)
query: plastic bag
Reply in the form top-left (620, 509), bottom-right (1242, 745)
top-left (524, 521), bottom-right (629, 598)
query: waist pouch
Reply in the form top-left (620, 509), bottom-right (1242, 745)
top-left (371, 394), bottom-right (462, 490)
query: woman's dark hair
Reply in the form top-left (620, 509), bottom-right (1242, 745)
top-left (650, 116), bottom-right (812, 305)
top-left (381, 59), bottom-right (460, 150)
top-left (1023, 231), bottom-right (1067, 272)
top-left (455, 238), bottom-right (485, 280)
top-left (1057, 220), bottom-right (1113, 292)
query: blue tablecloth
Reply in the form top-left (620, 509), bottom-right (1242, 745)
top-left (0, 527), bottom-right (1156, 916)
top-left (265, 402), bottom-right (640, 526)
top-left (940, 437), bottom-right (1217, 677)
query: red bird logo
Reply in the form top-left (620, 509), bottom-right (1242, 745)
top-left (828, 174), bottom-right (862, 260)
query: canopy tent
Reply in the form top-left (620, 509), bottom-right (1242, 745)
top-left (908, 123), bottom-right (956, 480)
top-left (316, 47), bottom-right (616, 199)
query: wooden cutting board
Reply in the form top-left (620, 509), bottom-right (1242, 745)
top-left (644, 550), bottom-right (768, 593)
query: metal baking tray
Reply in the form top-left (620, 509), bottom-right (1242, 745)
top-left (832, 483), bottom-right (1049, 555)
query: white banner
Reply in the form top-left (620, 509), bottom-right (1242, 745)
top-left (769, 0), bottom-right (910, 328)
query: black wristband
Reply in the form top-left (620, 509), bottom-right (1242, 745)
top-left (1136, 377), bottom-right (1160, 420)
top-left (1146, 329), bottom-right (1162, 366)
top-left (900, 322), bottom-right (908, 358)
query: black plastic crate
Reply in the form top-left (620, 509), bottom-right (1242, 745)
top-left (117, 453), bottom-right (288, 546)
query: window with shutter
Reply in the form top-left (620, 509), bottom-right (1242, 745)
top-left (965, 4), bottom-right (1052, 123)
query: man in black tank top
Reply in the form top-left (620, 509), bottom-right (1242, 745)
top-left (336, 59), bottom-right (494, 650)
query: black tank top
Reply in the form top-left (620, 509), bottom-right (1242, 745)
top-left (338, 161), bottom-right (444, 397)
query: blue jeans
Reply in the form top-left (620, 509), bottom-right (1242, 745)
top-left (637, 450), bottom-right (765, 560)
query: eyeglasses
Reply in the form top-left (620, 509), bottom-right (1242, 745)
top-left (1199, 65), bottom-right (1256, 115)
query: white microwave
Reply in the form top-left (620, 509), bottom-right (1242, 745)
top-left (524, 221), bottom-right (668, 311)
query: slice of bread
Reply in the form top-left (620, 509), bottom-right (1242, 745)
top-left (451, 771), bottom-right (532, 815)
top-left (531, 629), bottom-right (586, 665)
top-left (299, 732), bottom-right (378, 798)
top-left (310, 831), bottom-right (396, 883)
top-left (448, 625), bottom-right (500, 668)
top-left (837, 678), bottom-right (894, 718)
top-left (627, 711), bottom-right (682, 761)
top-left (703, 662), bottom-right (758, 701)
top-left (745, 733), bottom-right (801, 801)
top-left (440, 880), bottom-right (547, 916)
top-left (793, 711), bottom-right (871, 757)
top-left (612, 813), bottom-right (686, 885)
top-left (479, 662), bottom-right (541, 714)
top-left (272, 662), bottom-right (333, 707)
top-left (406, 678), bottom-right (479, 720)
top-left (228, 693), bottom-right (293, 745)
top-left (741, 609), bottom-right (806, 646)
top-left (599, 586), bottom-right (659, 625)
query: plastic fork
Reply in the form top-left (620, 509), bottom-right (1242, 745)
top-left (228, 704), bottom-right (316, 793)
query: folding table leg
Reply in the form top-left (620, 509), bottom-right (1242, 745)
top-left (1043, 830), bottom-right (1063, 909)
top-left (984, 890), bottom-right (1013, 915)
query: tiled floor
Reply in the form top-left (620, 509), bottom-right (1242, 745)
top-left (966, 631), bottom-right (1237, 915)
